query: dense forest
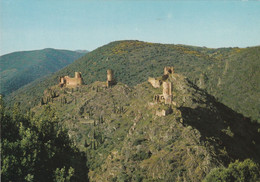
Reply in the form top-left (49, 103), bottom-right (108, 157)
top-left (0, 97), bottom-right (88, 181)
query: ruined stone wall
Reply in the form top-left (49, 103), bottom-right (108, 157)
top-left (163, 82), bottom-right (172, 104)
top-left (154, 94), bottom-right (165, 103)
top-left (148, 77), bottom-right (161, 88)
top-left (164, 66), bottom-right (174, 75)
top-left (156, 108), bottom-right (172, 117)
top-left (65, 77), bottom-right (83, 86)
top-left (163, 82), bottom-right (172, 97)
top-left (59, 72), bottom-right (83, 87)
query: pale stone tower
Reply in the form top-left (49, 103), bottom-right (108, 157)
top-left (107, 69), bottom-right (115, 87)
top-left (163, 81), bottom-right (172, 104)
top-left (60, 77), bottom-right (65, 84)
top-left (75, 72), bottom-right (81, 78)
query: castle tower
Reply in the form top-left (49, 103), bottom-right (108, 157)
top-left (163, 81), bottom-right (172, 104)
top-left (164, 66), bottom-right (174, 75)
top-left (75, 72), bottom-right (81, 78)
top-left (163, 82), bottom-right (172, 96)
top-left (60, 77), bottom-right (65, 84)
top-left (59, 77), bottom-right (66, 87)
top-left (107, 69), bottom-right (115, 87)
top-left (107, 69), bottom-right (113, 82)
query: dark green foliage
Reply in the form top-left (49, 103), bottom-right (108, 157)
top-left (133, 138), bottom-right (147, 146)
top-left (0, 48), bottom-right (85, 95)
top-left (0, 99), bottom-right (89, 182)
top-left (203, 159), bottom-right (260, 182)
top-left (132, 150), bottom-right (152, 161)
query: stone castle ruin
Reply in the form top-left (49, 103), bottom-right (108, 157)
top-left (153, 81), bottom-right (172, 105)
top-left (148, 66), bottom-right (175, 116)
top-left (58, 69), bottom-right (116, 88)
top-left (163, 81), bottom-right (173, 104)
top-left (148, 66), bottom-right (174, 89)
top-left (59, 72), bottom-right (83, 87)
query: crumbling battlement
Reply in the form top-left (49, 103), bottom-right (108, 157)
top-left (59, 72), bottom-right (83, 87)
top-left (164, 66), bottom-right (174, 75)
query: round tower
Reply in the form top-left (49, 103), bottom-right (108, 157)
top-left (107, 69), bottom-right (113, 81)
top-left (75, 72), bottom-right (81, 78)
top-left (60, 77), bottom-right (65, 84)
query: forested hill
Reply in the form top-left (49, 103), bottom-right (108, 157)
top-left (29, 73), bottom-right (260, 181)
top-left (6, 40), bottom-right (260, 121)
top-left (0, 48), bottom-right (85, 95)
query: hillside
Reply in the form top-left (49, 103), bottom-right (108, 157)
top-left (6, 40), bottom-right (260, 121)
top-left (31, 72), bottom-right (260, 181)
top-left (0, 48), bottom-right (85, 95)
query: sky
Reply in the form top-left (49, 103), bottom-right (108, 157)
top-left (0, 0), bottom-right (260, 55)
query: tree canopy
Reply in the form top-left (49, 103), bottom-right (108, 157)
top-left (0, 98), bottom-right (88, 182)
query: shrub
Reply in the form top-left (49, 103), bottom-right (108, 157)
top-left (203, 159), bottom-right (260, 182)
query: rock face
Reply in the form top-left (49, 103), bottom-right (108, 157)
top-left (33, 72), bottom-right (260, 182)
top-left (59, 72), bottom-right (83, 87)
top-left (155, 107), bottom-right (173, 117)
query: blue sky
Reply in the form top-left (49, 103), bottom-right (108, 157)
top-left (1, 0), bottom-right (260, 55)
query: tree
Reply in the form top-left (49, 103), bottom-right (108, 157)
top-left (0, 100), bottom-right (89, 181)
top-left (203, 159), bottom-right (260, 182)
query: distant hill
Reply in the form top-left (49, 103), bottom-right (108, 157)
top-left (0, 48), bottom-right (85, 95)
top-left (5, 40), bottom-right (260, 121)
top-left (31, 73), bottom-right (260, 181)
top-left (75, 50), bottom-right (89, 54)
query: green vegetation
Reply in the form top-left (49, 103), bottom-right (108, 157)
top-left (23, 73), bottom-right (260, 181)
top-left (0, 98), bottom-right (88, 181)
top-left (2, 40), bottom-right (259, 181)
top-left (6, 41), bottom-right (259, 122)
top-left (0, 48), bottom-right (85, 95)
top-left (203, 159), bottom-right (260, 182)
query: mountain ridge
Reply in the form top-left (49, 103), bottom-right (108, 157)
top-left (5, 40), bottom-right (260, 121)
